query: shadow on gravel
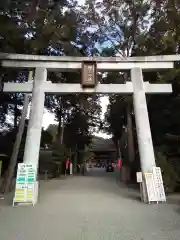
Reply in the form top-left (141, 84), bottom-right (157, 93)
top-left (166, 194), bottom-right (180, 205)
top-left (0, 192), bottom-right (14, 207)
top-left (115, 179), bottom-right (141, 202)
top-left (85, 169), bottom-right (142, 202)
top-left (90, 171), bottom-right (142, 202)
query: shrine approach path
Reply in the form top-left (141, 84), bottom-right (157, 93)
top-left (0, 168), bottom-right (180, 240)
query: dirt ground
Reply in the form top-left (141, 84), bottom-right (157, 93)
top-left (0, 168), bottom-right (180, 240)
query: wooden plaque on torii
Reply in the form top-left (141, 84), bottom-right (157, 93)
top-left (81, 61), bottom-right (97, 88)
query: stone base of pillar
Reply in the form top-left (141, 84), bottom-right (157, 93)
top-left (140, 181), bottom-right (148, 203)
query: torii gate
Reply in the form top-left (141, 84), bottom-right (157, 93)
top-left (1, 53), bottom-right (179, 204)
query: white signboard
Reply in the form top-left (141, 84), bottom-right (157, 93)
top-left (136, 172), bottom-right (142, 183)
top-left (13, 163), bottom-right (37, 206)
top-left (70, 163), bottom-right (73, 175)
top-left (153, 167), bottom-right (166, 202)
top-left (144, 173), bottom-right (157, 203)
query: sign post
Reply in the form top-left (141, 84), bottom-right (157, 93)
top-left (136, 172), bottom-right (143, 183)
top-left (70, 163), bottom-right (73, 175)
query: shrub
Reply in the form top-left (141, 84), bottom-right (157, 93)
top-left (51, 144), bottom-right (69, 176)
top-left (155, 149), bottom-right (178, 193)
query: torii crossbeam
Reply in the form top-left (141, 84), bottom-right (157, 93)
top-left (4, 81), bottom-right (172, 94)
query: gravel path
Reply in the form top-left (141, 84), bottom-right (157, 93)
top-left (0, 168), bottom-right (180, 240)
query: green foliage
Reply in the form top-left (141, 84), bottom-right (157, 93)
top-left (46, 124), bottom-right (58, 141)
top-left (83, 150), bottom-right (95, 163)
top-left (52, 144), bottom-right (69, 165)
top-left (41, 129), bottom-right (53, 148)
top-left (155, 149), bottom-right (178, 193)
top-left (51, 144), bottom-right (69, 176)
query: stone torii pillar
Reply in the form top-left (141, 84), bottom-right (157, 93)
top-left (23, 68), bottom-right (47, 174)
top-left (131, 68), bottom-right (156, 173)
top-left (131, 67), bottom-right (165, 202)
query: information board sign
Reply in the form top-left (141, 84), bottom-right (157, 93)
top-left (144, 173), bottom-right (157, 203)
top-left (152, 167), bottom-right (166, 202)
top-left (13, 163), bottom-right (37, 206)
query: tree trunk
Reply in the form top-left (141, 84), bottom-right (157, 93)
top-left (0, 95), bottom-right (29, 193)
top-left (57, 108), bottom-right (62, 137)
top-left (60, 121), bottom-right (64, 145)
top-left (56, 105), bottom-right (65, 146)
top-left (119, 127), bottom-right (127, 159)
top-left (114, 138), bottom-right (119, 159)
top-left (0, 71), bottom-right (33, 194)
top-left (56, 118), bottom-right (64, 146)
top-left (14, 102), bottom-right (18, 128)
top-left (72, 144), bottom-right (78, 173)
top-left (117, 139), bottom-right (122, 159)
top-left (119, 128), bottom-right (127, 147)
top-left (127, 103), bottom-right (135, 163)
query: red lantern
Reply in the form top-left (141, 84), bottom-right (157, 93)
top-left (66, 159), bottom-right (70, 169)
